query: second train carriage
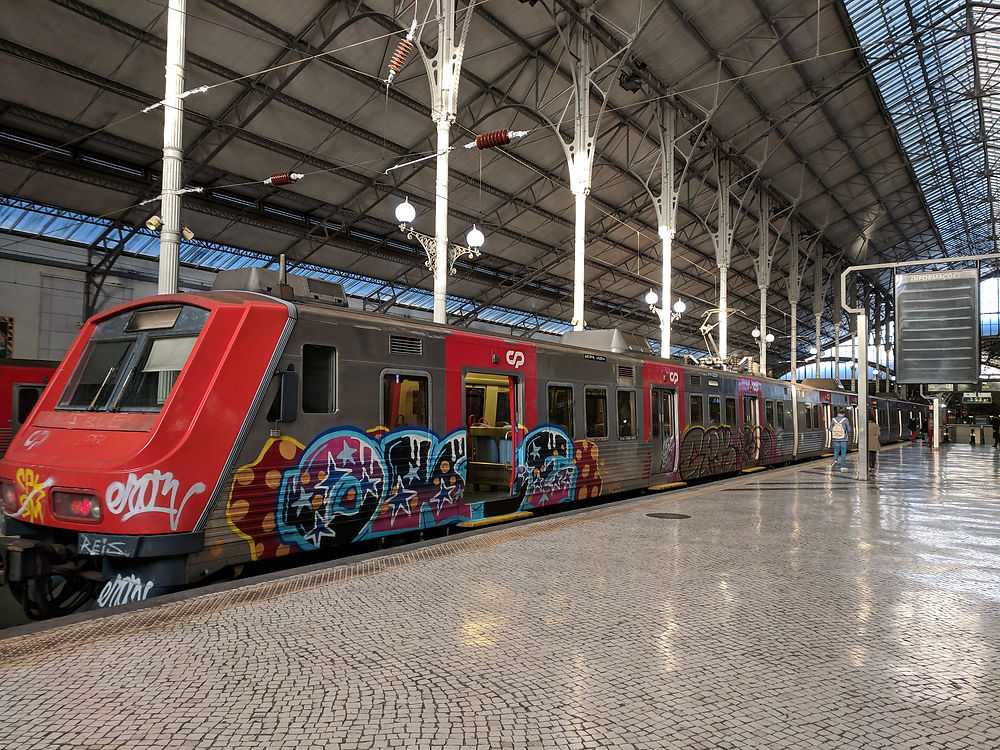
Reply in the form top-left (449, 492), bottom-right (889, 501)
top-left (0, 269), bottom-right (927, 617)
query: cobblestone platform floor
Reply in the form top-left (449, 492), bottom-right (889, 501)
top-left (1, 442), bottom-right (998, 749)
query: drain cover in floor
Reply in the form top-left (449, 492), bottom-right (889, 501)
top-left (646, 512), bottom-right (691, 520)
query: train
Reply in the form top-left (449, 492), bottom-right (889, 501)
top-left (0, 268), bottom-right (928, 618)
top-left (0, 359), bottom-right (58, 457)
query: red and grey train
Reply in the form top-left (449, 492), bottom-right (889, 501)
top-left (0, 269), bottom-right (927, 617)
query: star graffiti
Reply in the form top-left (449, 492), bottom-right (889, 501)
top-left (385, 477), bottom-right (417, 524)
top-left (313, 451), bottom-right (351, 500)
top-left (304, 511), bottom-right (336, 545)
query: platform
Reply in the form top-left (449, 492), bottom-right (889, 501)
top-left (1, 441), bottom-right (998, 749)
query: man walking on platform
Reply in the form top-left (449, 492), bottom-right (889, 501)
top-left (991, 414), bottom-right (1000, 450)
top-left (830, 407), bottom-right (850, 470)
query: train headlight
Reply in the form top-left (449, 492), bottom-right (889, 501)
top-left (0, 482), bottom-right (16, 513)
top-left (52, 490), bottom-right (102, 523)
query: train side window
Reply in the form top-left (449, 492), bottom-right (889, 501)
top-left (383, 372), bottom-right (429, 428)
top-left (776, 400), bottom-right (785, 430)
top-left (804, 405), bottom-right (812, 429)
top-left (689, 394), bottom-right (703, 426)
top-left (815, 405), bottom-right (823, 428)
top-left (651, 390), bottom-right (660, 438)
top-left (725, 397), bottom-right (736, 426)
top-left (547, 384), bottom-right (574, 435)
top-left (617, 389), bottom-right (637, 439)
top-left (302, 345), bottom-right (337, 413)
top-left (708, 395), bottom-right (721, 426)
top-left (585, 387), bottom-right (608, 439)
top-left (16, 387), bottom-right (42, 423)
top-left (765, 400), bottom-right (775, 428)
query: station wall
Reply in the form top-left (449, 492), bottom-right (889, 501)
top-left (0, 235), bottom-right (215, 361)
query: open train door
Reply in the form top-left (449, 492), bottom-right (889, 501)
top-left (650, 386), bottom-right (678, 476)
top-left (822, 402), bottom-right (833, 449)
top-left (464, 371), bottom-right (519, 501)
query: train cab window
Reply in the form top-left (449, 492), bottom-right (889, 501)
top-left (708, 395), bottom-right (721, 426)
top-left (689, 394), bottom-right (704, 426)
top-left (765, 400), bottom-right (775, 429)
top-left (776, 401), bottom-right (786, 430)
top-left (302, 345), bottom-right (337, 413)
top-left (115, 335), bottom-right (198, 410)
top-left (547, 384), bottom-right (574, 435)
top-left (61, 339), bottom-right (133, 409)
top-left (585, 387), bottom-right (608, 439)
top-left (60, 304), bottom-right (208, 413)
top-left (617, 389), bottom-right (637, 439)
top-left (383, 372), bottom-right (428, 428)
top-left (725, 397), bottom-right (737, 426)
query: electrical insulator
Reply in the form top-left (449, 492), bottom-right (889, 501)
top-left (265, 171), bottom-right (303, 186)
top-left (475, 130), bottom-right (511, 150)
top-left (387, 37), bottom-right (413, 81)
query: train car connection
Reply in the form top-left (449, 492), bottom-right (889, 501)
top-left (0, 359), bottom-right (58, 457)
top-left (0, 269), bottom-right (928, 618)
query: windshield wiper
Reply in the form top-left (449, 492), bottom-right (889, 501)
top-left (87, 366), bottom-right (118, 411)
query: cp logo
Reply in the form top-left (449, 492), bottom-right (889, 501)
top-left (23, 429), bottom-right (50, 450)
top-left (668, 371), bottom-right (679, 385)
top-left (505, 350), bottom-right (525, 368)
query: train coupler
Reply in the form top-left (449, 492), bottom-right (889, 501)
top-left (0, 537), bottom-right (46, 585)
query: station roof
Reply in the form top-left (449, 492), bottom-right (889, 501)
top-left (0, 0), bottom-right (992, 369)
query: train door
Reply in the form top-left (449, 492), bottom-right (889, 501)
top-left (742, 394), bottom-right (760, 461)
top-left (650, 386), bottom-right (678, 476)
top-left (2, 382), bottom-right (47, 457)
top-left (464, 371), bottom-right (519, 500)
top-left (822, 403), bottom-right (833, 448)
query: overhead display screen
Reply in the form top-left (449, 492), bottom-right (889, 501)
top-left (895, 269), bottom-right (979, 384)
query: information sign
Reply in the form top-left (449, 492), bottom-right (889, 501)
top-left (895, 269), bottom-right (979, 384)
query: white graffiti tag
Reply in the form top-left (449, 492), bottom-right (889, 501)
top-left (96, 573), bottom-right (155, 608)
top-left (105, 471), bottom-right (206, 531)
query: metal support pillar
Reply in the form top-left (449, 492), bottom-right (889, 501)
top-left (786, 221), bottom-right (804, 383)
top-left (411, 0), bottom-right (476, 324)
top-left (812, 248), bottom-right (823, 379)
top-left (755, 190), bottom-right (772, 373)
top-left (712, 157), bottom-right (734, 360)
top-left (158, 0), bottom-right (187, 295)
top-left (654, 102), bottom-right (679, 358)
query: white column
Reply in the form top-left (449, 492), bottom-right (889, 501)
top-left (719, 265), bottom-right (729, 359)
top-left (759, 292), bottom-right (767, 373)
top-left (158, 0), bottom-right (187, 295)
top-left (933, 396), bottom-right (941, 450)
top-left (790, 301), bottom-right (798, 383)
top-left (660, 227), bottom-right (673, 358)
top-left (857, 311), bottom-right (869, 483)
top-left (573, 187), bottom-right (586, 330)
top-left (433, 119), bottom-right (450, 324)
top-left (814, 314), bottom-right (821, 378)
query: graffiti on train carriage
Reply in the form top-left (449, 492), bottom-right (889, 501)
top-left (514, 425), bottom-right (603, 509)
top-left (678, 424), bottom-right (777, 481)
top-left (226, 426), bottom-right (471, 559)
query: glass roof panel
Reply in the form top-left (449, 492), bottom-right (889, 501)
top-left (844, 0), bottom-right (998, 258)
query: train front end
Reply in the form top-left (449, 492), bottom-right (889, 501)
top-left (0, 291), bottom-right (293, 618)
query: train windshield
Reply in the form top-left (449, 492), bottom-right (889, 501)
top-left (59, 304), bottom-right (209, 413)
